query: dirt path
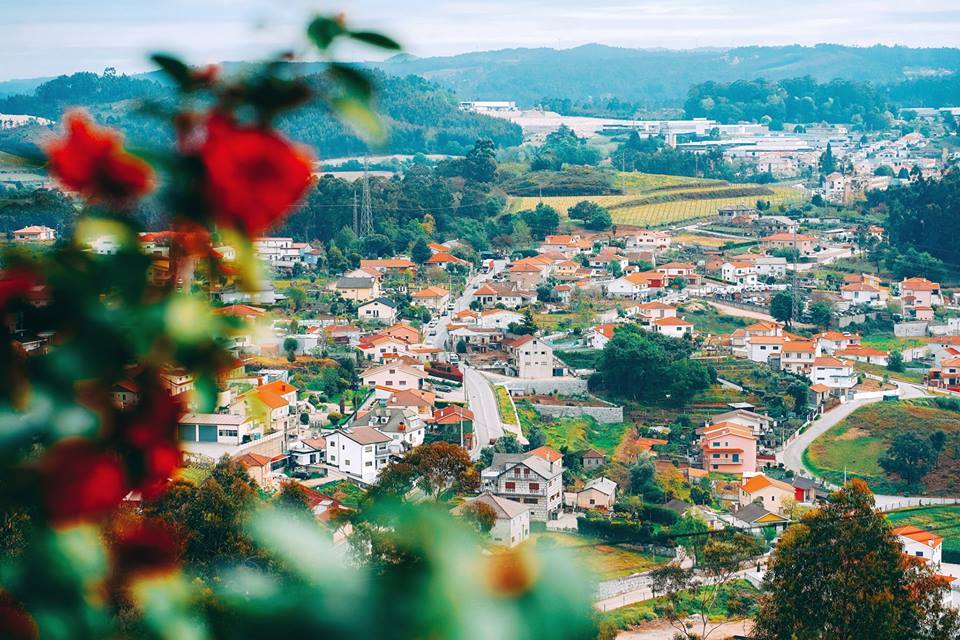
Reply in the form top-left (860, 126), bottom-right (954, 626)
top-left (618, 618), bottom-right (752, 639)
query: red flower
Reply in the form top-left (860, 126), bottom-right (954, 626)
top-left (110, 517), bottom-right (180, 580)
top-left (124, 390), bottom-right (181, 449)
top-left (201, 112), bottom-right (314, 235)
top-left (0, 269), bottom-right (38, 310)
top-left (0, 592), bottom-right (37, 640)
top-left (40, 440), bottom-right (128, 525)
top-left (46, 110), bottom-right (155, 205)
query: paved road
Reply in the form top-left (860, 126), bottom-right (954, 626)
top-left (426, 259), bottom-right (506, 349)
top-left (779, 380), bottom-right (957, 508)
top-left (463, 365), bottom-right (505, 459)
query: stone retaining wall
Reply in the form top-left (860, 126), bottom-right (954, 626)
top-left (531, 403), bottom-right (624, 424)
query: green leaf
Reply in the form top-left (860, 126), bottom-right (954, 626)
top-left (349, 31), bottom-right (402, 51)
top-left (327, 63), bottom-right (373, 102)
top-left (307, 16), bottom-right (346, 50)
top-left (151, 54), bottom-right (193, 90)
top-left (332, 96), bottom-right (384, 143)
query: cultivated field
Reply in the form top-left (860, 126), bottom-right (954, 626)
top-left (509, 172), bottom-right (806, 228)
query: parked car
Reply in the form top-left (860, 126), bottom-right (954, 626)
top-left (434, 385), bottom-right (453, 393)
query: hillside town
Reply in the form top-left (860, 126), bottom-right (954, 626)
top-left (6, 5), bottom-right (960, 639)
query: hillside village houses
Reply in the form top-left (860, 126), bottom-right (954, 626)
top-left (481, 447), bottom-right (564, 521)
top-left (357, 297), bottom-right (398, 324)
top-left (452, 493), bottom-right (531, 547)
top-left (13, 225), bottom-right (56, 242)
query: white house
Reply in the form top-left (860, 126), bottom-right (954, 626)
top-left (841, 283), bottom-right (888, 307)
top-left (745, 335), bottom-right (787, 364)
top-left (452, 492), bottom-right (531, 547)
top-left (505, 336), bottom-right (555, 378)
top-left (324, 426), bottom-right (393, 485)
top-left (754, 256), bottom-right (788, 278)
top-left (177, 413), bottom-right (261, 447)
top-left (361, 363), bottom-right (428, 393)
top-left (893, 525), bottom-right (943, 567)
top-left (481, 447), bottom-right (564, 521)
top-left (478, 309), bottom-right (524, 330)
top-left (652, 316), bottom-right (694, 338)
top-left (13, 225), bottom-right (56, 242)
top-left (809, 356), bottom-right (857, 395)
top-left (576, 477), bottom-right (617, 510)
top-left (349, 406), bottom-right (425, 453)
top-left (721, 261), bottom-right (758, 286)
top-left (357, 297), bottom-right (398, 324)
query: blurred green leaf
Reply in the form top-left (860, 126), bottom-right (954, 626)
top-left (151, 54), bottom-right (193, 91)
top-left (349, 31), bottom-right (401, 51)
top-left (328, 63), bottom-right (373, 102)
top-left (307, 16), bottom-right (346, 50)
top-left (331, 96), bottom-right (384, 143)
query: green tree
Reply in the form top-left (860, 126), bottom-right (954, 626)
top-left (406, 442), bottom-right (477, 500)
top-left (411, 237), bottom-right (432, 265)
top-left (808, 299), bottom-right (834, 329)
top-left (521, 203), bottom-right (560, 240)
top-left (820, 142), bottom-right (836, 174)
top-left (754, 480), bottom-right (960, 640)
top-left (887, 350), bottom-right (905, 372)
top-left (144, 457), bottom-right (262, 571)
top-left (770, 291), bottom-right (796, 326)
top-left (525, 424), bottom-right (547, 451)
top-left (284, 336), bottom-right (299, 362)
top-left (878, 432), bottom-right (937, 484)
top-left (463, 138), bottom-right (498, 183)
top-left (460, 500), bottom-right (497, 533)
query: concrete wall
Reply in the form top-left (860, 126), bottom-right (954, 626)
top-left (531, 403), bottom-right (624, 424)
top-left (895, 321), bottom-right (928, 337)
top-left (501, 377), bottom-right (589, 395)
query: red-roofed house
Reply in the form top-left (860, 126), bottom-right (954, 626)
top-left (762, 233), bottom-right (816, 256)
top-left (810, 356), bottom-right (857, 394)
top-left (653, 315), bottom-right (694, 338)
top-left (894, 526), bottom-right (943, 567)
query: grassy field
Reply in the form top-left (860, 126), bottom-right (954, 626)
top-left (679, 302), bottom-right (748, 336)
top-left (494, 385), bottom-right (519, 427)
top-left (853, 361), bottom-right (926, 385)
top-left (516, 402), bottom-right (630, 454)
top-left (887, 506), bottom-right (960, 562)
top-left (860, 336), bottom-right (927, 351)
top-left (804, 400), bottom-right (960, 495)
top-left (325, 480), bottom-right (366, 509)
top-left (533, 310), bottom-right (595, 331)
top-left (531, 531), bottom-right (668, 580)
top-left (597, 579), bottom-right (759, 632)
top-left (674, 233), bottom-right (730, 248)
top-left (555, 349), bottom-right (601, 370)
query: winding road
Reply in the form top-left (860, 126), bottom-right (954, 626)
top-left (779, 379), bottom-right (959, 508)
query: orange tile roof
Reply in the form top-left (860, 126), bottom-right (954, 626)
top-left (412, 286), bottom-right (449, 298)
top-left (655, 316), bottom-right (693, 326)
top-left (892, 525), bottom-right (944, 548)
top-left (259, 379), bottom-right (297, 396)
top-left (527, 446), bottom-right (562, 463)
top-left (814, 356), bottom-right (848, 367)
top-left (809, 384), bottom-right (830, 393)
top-left (764, 233), bottom-right (815, 242)
top-left (782, 340), bottom-right (816, 353)
top-left (741, 474), bottom-right (793, 494)
top-left (255, 389), bottom-right (289, 409)
top-left (901, 277), bottom-right (940, 291)
top-left (235, 452), bottom-right (272, 468)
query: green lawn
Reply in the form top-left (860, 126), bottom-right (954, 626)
top-left (516, 402), bottom-right (630, 454)
top-left (853, 361), bottom-right (926, 385)
top-left (324, 480), bottom-right (366, 509)
top-left (804, 400), bottom-right (960, 495)
top-left (887, 506), bottom-right (960, 563)
top-left (678, 303), bottom-right (748, 337)
top-left (531, 532), bottom-right (668, 580)
top-left (859, 336), bottom-right (926, 352)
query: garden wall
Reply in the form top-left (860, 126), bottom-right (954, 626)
top-left (531, 402), bottom-right (623, 424)
top-left (501, 378), bottom-right (589, 395)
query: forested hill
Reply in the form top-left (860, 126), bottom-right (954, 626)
top-left (367, 43), bottom-right (960, 108)
top-left (0, 70), bottom-right (522, 158)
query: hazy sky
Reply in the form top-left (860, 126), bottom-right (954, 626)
top-left (5, 0), bottom-right (960, 80)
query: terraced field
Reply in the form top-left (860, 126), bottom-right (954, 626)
top-left (509, 172), bottom-right (806, 228)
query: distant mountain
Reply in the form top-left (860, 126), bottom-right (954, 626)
top-left (364, 43), bottom-right (960, 108)
top-left (0, 69), bottom-right (522, 159)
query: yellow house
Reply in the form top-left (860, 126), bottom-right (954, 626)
top-left (335, 276), bottom-right (380, 302)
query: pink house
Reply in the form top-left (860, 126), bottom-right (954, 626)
top-left (701, 422), bottom-right (757, 475)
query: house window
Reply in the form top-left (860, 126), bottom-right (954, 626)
top-left (505, 482), bottom-right (515, 490)
top-left (732, 454), bottom-right (740, 463)
top-left (916, 551), bottom-right (924, 558)
top-left (529, 483), bottom-right (540, 490)
top-left (365, 461), bottom-right (373, 467)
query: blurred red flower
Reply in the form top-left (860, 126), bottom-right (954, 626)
top-left (46, 111), bottom-right (155, 205)
top-left (0, 269), bottom-right (38, 310)
top-left (201, 112), bottom-right (314, 235)
top-left (41, 440), bottom-right (128, 525)
top-left (0, 592), bottom-right (37, 640)
top-left (123, 389), bottom-right (181, 450)
top-left (110, 516), bottom-right (180, 580)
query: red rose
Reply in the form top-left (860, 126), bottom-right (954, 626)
top-left (46, 110), bottom-right (155, 205)
top-left (124, 390), bottom-right (181, 449)
top-left (201, 112), bottom-right (314, 235)
top-left (110, 517), bottom-right (180, 580)
top-left (40, 440), bottom-right (128, 525)
top-left (0, 269), bottom-right (37, 310)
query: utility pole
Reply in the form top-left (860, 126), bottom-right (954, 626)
top-left (360, 156), bottom-right (373, 238)
top-left (352, 189), bottom-right (359, 235)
